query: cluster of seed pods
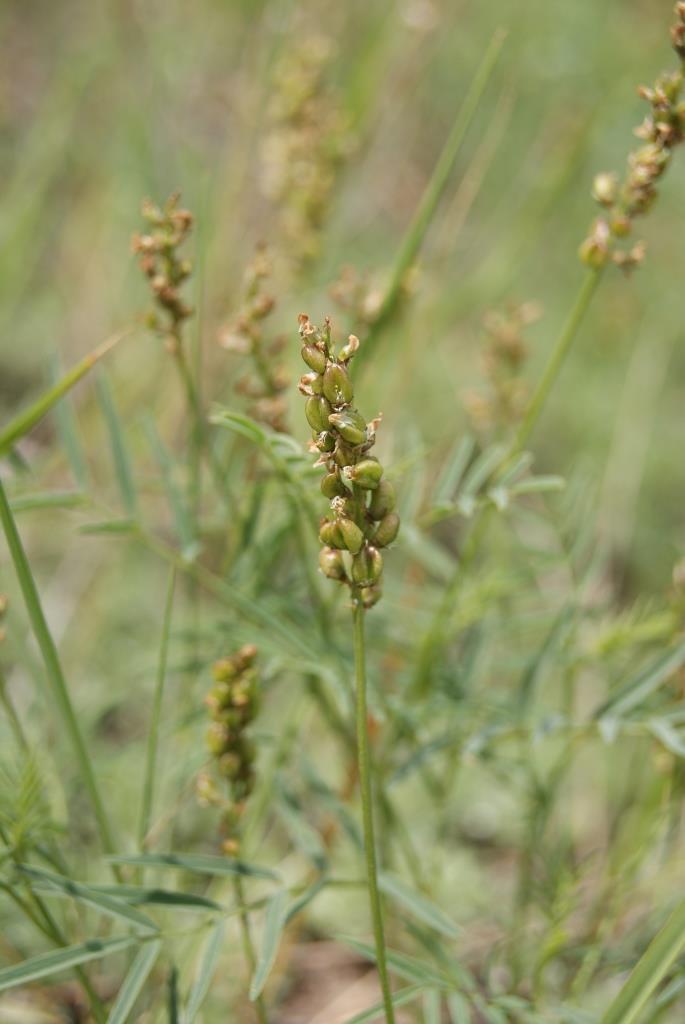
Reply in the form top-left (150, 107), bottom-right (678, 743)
top-left (298, 314), bottom-right (399, 609)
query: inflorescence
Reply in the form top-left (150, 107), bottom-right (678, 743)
top-left (580, 3), bottom-right (685, 272)
top-left (197, 644), bottom-right (260, 857)
top-left (298, 315), bottom-right (399, 610)
top-left (131, 193), bottom-right (194, 350)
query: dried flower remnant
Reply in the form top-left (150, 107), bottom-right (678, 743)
top-left (580, 3), bottom-right (685, 272)
top-left (261, 36), bottom-right (351, 269)
top-left (131, 193), bottom-right (194, 352)
top-left (464, 302), bottom-right (540, 436)
top-left (298, 315), bottom-right (399, 610)
top-left (197, 644), bottom-right (260, 856)
top-left (218, 245), bottom-right (289, 432)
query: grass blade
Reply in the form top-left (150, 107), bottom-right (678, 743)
top-left (49, 354), bottom-right (89, 488)
top-left (594, 639), bottom-right (685, 720)
top-left (599, 897), bottom-right (685, 1024)
top-left (0, 478), bottom-right (119, 867)
top-left (343, 985), bottom-right (424, 1023)
top-left (0, 937), bottom-right (137, 993)
top-left (108, 852), bottom-right (279, 881)
top-left (96, 371), bottom-right (138, 517)
top-left (249, 888), bottom-right (288, 1000)
top-left (87, 885), bottom-right (220, 912)
top-left (107, 940), bottom-right (161, 1024)
top-left (18, 865), bottom-right (158, 932)
top-left (0, 329), bottom-right (131, 457)
top-left (183, 921), bottom-right (225, 1023)
top-left (138, 568), bottom-right (176, 850)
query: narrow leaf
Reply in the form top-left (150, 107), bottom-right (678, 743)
top-left (379, 873), bottom-right (460, 938)
top-left (107, 940), bottom-right (161, 1024)
top-left (344, 984), bottom-right (424, 1023)
top-left (594, 640), bottom-right (685, 719)
top-left (19, 865), bottom-right (158, 932)
top-left (96, 371), bottom-right (138, 516)
top-left (0, 937), bottom-right (136, 993)
top-left (184, 921), bottom-right (225, 1023)
top-left (108, 852), bottom-right (278, 881)
top-left (249, 889), bottom-right (288, 1000)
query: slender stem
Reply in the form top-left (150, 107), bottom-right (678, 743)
top-left (352, 599), bottom-right (395, 1024)
top-left (512, 268), bottom-right (602, 454)
top-left (233, 875), bottom-right (269, 1024)
top-left (0, 479), bottom-right (121, 878)
top-left (138, 567), bottom-right (176, 851)
top-left (0, 668), bottom-right (29, 752)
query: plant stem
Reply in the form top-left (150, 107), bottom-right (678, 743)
top-left (233, 874), bottom-right (269, 1024)
top-left (0, 479), bottom-right (121, 879)
top-left (352, 599), bottom-right (395, 1024)
top-left (512, 268), bottom-right (602, 454)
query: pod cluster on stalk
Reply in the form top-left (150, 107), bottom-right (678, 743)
top-left (218, 245), bottom-right (289, 432)
top-left (580, 3), bottom-right (685, 272)
top-left (298, 315), bottom-right (399, 609)
top-left (196, 644), bottom-right (259, 856)
top-left (131, 193), bottom-right (194, 350)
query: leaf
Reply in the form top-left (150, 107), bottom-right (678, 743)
top-left (96, 371), bottom-right (138, 517)
top-left (18, 865), bottom-right (158, 932)
top-left (107, 940), bottom-right (161, 1024)
top-left (343, 984), bottom-right (424, 1023)
top-left (0, 936), bottom-right (137, 992)
top-left (433, 436), bottom-right (476, 505)
top-left (49, 354), bottom-right (88, 488)
top-left (647, 718), bottom-right (685, 758)
top-left (249, 889), bottom-right (288, 1000)
top-left (276, 792), bottom-right (327, 870)
top-left (79, 518), bottom-right (136, 534)
top-left (379, 873), bottom-right (460, 938)
top-left (144, 419), bottom-right (195, 556)
top-left (339, 937), bottom-right (452, 989)
top-left (184, 921), bottom-right (224, 1023)
top-left (594, 640), bottom-right (685, 720)
top-left (10, 491), bottom-right (87, 513)
top-left (0, 329), bottom-right (130, 457)
top-left (108, 852), bottom-right (278, 881)
top-left (87, 885), bottom-right (221, 912)
top-left (424, 989), bottom-right (442, 1024)
top-left (447, 992), bottom-right (472, 1024)
top-left (598, 895), bottom-right (685, 1024)
top-left (461, 445), bottom-right (506, 498)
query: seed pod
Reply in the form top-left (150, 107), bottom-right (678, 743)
top-left (314, 431), bottom-right (336, 452)
top-left (305, 395), bottom-right (333, 432)
top-left (319, 519), bottom-right (344, 548)
top-left (346, 458), bottom-right (383, 489)
top-left (319, 547), bottom-right (346, 580)
top-left (323, 362), bottom-right (353, 405)
top-left (361, 584), bottom-right (382, 609)
top-left (369, 479), bottom-right (396, 520)
top-left (299, 372), bottom-right (323, 396)
top-left (218, 751), bottom-right (243, 780)
top-left (328, 409), bottom-right (367, 445)
top-left (374, 512), bottom-right (400, 547)
top-left (321, 472), bottom-right (347, 498)
top-left (338, 518), bottom-right (364, 554)
top-left (333, 441), bottom-right (356, 467)
top-left (301, 343), bottom-right (327, 374)
top-left (206, 723), bottom-right (229, 757)
top-left (351, 545), bottom-right (383, 586)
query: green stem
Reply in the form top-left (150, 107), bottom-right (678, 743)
top-left (512, 268), bottom-right (602, 454)
top-left (138, 567), bottom-right (176, 852)
top-left (0, 479), bottom-right (121, 878)
top-left (352, 599), bottom-right (395, 1024)
top-left (233, 874), bottom-right (269, 1024)
top-left (0, 668), bottom-right (29, 752)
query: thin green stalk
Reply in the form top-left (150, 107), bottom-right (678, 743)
top-left (0, 479), bottom-right (121, 877)
top-left (138, 567), bottom-right (176, 851)
top-left (0, 668), bottom-right (29, 752)
top-left (352, 600), bottom-right (395, 1024)
top-left (512, 268), bottom-right (602, 454)
top-left (356, 29), bottom-right (506, 372)
top-left (233, 874), bottom-right (269, 1024)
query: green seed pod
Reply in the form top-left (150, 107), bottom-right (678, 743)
top-left (319, 519), bottom-right (344, 548)
top-left (369, 479), bottom-right (396, 520)
top-left (333, 441), bottom-right (356, 467)
top-left (206, 722), bottom-right (229, 757)
top-left (323, 362), bottom-right (353, 406)
top-left (212, 658), bottom-right (238, 683)
top-left (328, 409), bottom-right (367, 446)
top-left (319, 547), bottom-right (347, 580)
top-left (301, 343), bottom-right (327, 374)
top-left (300, 372), bottom-right (323, 395)
top-left (305, 395), bottom-right (333, 432)
top-left (346, 458), bottom-right (383, 489)
top-left (351, 545), bottom-right (383, 586)
top-left (321, 472), bottom-right (347, 499)
top-left (338, 518), bottom-right (364, 554)
top-left (314, 431), bottom-right (336, 452)
top-left (374, 511), bottom-right (400, 547)
top-left (361, 584), bottom-right (382, 609)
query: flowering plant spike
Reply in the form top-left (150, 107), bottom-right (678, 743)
top-left (298, 314), bottom-right (399, 609)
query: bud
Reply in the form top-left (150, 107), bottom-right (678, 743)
top-left (592, 172), bottom-right (618, 206)
top-left (301, 344), bottom-right (328, 374)
top-left (351, 545), bottom-right (383, 586)
top-left (319, 547), bottom-right (346, 580)
top-left (338, 518), bottom-right (364, 554)
top-left (328, 409), bottom-right (367, 445)
top-left (345, 458), bottom-right (383, 489)
top-left (369, 479), bottom-right (396, 520)
top-left (374, 512), bottom-right (400, 547)
top-left (305, 395), bottom-right (333, 432)
top-left (319, 518), bottom-right (344, 548)
top-left (323, 362), bottom-right (353, 405)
